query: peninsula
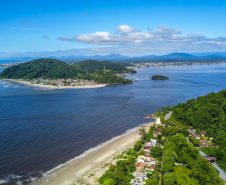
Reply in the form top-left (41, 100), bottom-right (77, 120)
top-left (0, 58), bottom-right (136, 88)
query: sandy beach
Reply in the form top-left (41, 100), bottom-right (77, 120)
top-left (35, 122), bottom-right (155, 185)
top-left (1, 79), bottom-right (107, 89)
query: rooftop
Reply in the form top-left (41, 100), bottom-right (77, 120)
top-left (135, 162), bottom-right (145, 169)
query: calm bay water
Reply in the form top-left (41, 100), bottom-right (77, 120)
top-left (0, 60), bottom-right (28, 65)
top-left (0, 64), bottom-right (226, 184)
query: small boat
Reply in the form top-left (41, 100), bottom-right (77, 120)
top-left (134, 79), bottom-right (138, 81)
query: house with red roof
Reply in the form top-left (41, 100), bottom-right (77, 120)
top-left (144, 146), bottom-right (152, 151)
top-left (155, 128), bottom-right (161, 132)
top-left (187, 127), bottom-right (192, 130)
top-left (153, 128), bottom-right (162, 137)
top-left (190, 132), bottom-right (200, 139)
top-left (150, 164), bottom-right (156, 171)
top-left (199, 139), bottom-right (209, 147)
top-left (200, 131), bottom-right (207, 136)
top-left (135, 162), bottom-right (146, 170)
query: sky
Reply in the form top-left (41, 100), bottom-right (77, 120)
top-left (0, 0), bottom-right (226, 58)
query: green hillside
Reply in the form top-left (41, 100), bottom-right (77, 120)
top-left (151, 75), bottom-right (169, 80)
top-left (0, 58), bottom-right (134, 84)
top-left (0, 58), bottom-right (83, 79)
top-left (73, 60), bottom-right (136, 74)
top-left (171, 90), bottom-right (226, 171)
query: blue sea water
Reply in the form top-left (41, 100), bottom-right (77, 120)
top-left (0, 64), bottom-right (225, 184)
top-left (0, 60), bottom-right (28, 65)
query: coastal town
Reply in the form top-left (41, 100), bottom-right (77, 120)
top-left (130, 60), bottom-right (226, 68)
top-left (0, 61), bottom-right (25, 68)
top-left (94, 108), bottom-right (226, 185)
top-left (126, 109), bottom-right (226, 185)
top-left (130, 138), bottom-right (158, 185)
top-left (29, 77), bottom-right (99, 87)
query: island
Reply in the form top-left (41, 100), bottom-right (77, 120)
top-left (151, 75), bottom-right (169, 80)
top-left (0, 58), bottom-right (136, 88)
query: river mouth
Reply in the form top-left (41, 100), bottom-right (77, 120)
top-left (0, 64), bottom-right (226, 185)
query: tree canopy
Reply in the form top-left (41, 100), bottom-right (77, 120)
top-left (0, 58), bottom-right (82, 79)
top-left (151, 75), bottom-right (169, 80)
top-left (73, 60), bottom-right (136, 74)
top-left (171, 90), bottom-right (226, 171)
top-left (162, 134), bottom-right (224, 185)
top-left (0, 58), bottom-right (135, 84)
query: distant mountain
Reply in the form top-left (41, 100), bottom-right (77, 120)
top-left (204, 54), bottom-right (221, 59)
top-left (2, 52), bottom-right (226, 63)
top-left (191, 52), bottom-right (226, 57)
top-left (160, 52), bottom-right (197, 59)
top-left (58, 53), bottom-right (128, 61)
top-left (139, 55), bottom-right (157, 59)
top-left (95, 53), bottom-right (128, 59)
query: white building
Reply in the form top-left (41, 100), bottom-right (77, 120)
top-left (150, 139), bottom-right (157, 146)
top-left (156, 118), bottom-right (162, 125)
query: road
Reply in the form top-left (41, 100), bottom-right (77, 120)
top-left (164, 111), bottom-right (173, 120)
top-left (199, 151), bottom-right (226, 184)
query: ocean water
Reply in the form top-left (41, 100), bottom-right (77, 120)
top-left (0, 64), bottom-right (225, 185)
top-left (0, 60), bottom-right (28, 65)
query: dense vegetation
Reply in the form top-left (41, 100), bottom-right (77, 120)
top-left (115, 62), bottom-right (134, 67)
top-left (153, 91), bottom-right (226, 184)
top-left (0, 58), bottom-right (134, 84)
top-left (99, 125), bottom-right (157, 185)
top-left (171, 90), bottom-right (226, 171)
top-left (0, 58), bottom-right (83, 79)
top-left (98, 91), bottom-right (225, 185)
top-left (162, 134), bottom-right (224, 185)
top-left (151, 75), bottom-right (169, 80)
top-left (99, 89), bottom-right (226, 185)
top-left (73, 60), bottom-right (136, 74)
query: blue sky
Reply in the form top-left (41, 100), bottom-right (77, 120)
top-left (1, 0), bottom-right (226, 58)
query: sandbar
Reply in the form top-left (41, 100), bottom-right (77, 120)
top-left (1, 79), bottom-right (107, 89)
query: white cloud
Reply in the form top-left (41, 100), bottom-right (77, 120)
top-left (57, 25), bottom-right (226, 53)
top-left (187, 33), bottom-right (206, 40)
top-left (117, 25), bottom-right (136, 33)
top-left (150, 26), bottom-right (181, 34)
top-left (2, 25), bottom-right (226, 58)
top-left (58, 36), bottom-right (74, 42)
top-left (59, 25), bottom-right (154, 45)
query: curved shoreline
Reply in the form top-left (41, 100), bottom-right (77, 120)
top-left (34, 121), bottom-right (155, 185)
top-left (0, 79), bottom-right (107, 89)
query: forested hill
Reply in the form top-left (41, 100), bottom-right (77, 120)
top-left (0, 58), bottom-right (83, 79)
top-left (171, 90), bottom-right (226, 170)
top-left (172, 90), bottom-right (226, 143)
top-left (0, 58), bottom-right (134, 84)
top-left (72, 60), bottom-right (136, 74)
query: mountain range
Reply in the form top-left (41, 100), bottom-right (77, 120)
top-left (3, 52), bottom-right (226, 62)
top-left (53, 52), bottom-right (226, 61)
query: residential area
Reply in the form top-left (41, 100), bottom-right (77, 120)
top-left (130, 139), bottom-right (158, 185)
top-left (129, 111), bottom-right (226, 185)
top-left (29, 77), bottom-right (98, 86)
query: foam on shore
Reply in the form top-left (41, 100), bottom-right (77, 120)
top-left (34, 121), bottom-right (155, 185)
top-left (1, 79), bottom-right (107, 89)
